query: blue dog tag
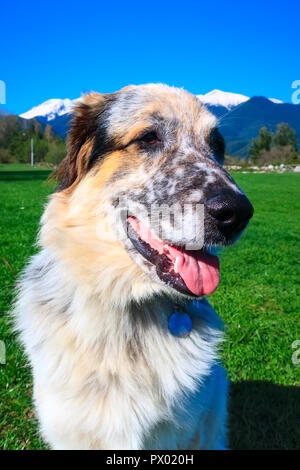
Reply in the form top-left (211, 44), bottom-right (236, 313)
top-left (168, 309), bottom-right (192, 338)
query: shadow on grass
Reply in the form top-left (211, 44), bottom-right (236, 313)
top-left (229, 380), bottom-right (300, 450)
top-left (0, 170), bottom-right (53, 182)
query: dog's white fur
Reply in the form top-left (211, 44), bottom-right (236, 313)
top-left (15, 247), bottom-right (227, 449)
top-left (14, 85), bottom-right (230, 450)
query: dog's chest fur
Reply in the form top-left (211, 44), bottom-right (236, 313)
top-left (15, 249), bottom-right (227, 450)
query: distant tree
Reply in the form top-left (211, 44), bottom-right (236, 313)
top-left (0, 148), bottom-right (14, 163)
top-left (290, 147), bottom-right (299, 163)
top-left (259, 126), bottom-right (273, 151)
top-left (44, 137), bottom-right (66, 164)
top-left (34, 137), bottom-right (49, 162)
top-left (34, 120), bottom-right (43, 138)
top-left (273, 123), bottom-right (298, 149)
top-left (249, 141), bottom-right (260, 163)
top-left (44, 124), bottom-right (53, 139)
top-left (249, 126), bottom-right (273, 163)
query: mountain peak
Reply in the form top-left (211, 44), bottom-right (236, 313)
top-left (20, 98), bottom-right (77, 121)
top-left (197, 89), bottom-right (250, 109)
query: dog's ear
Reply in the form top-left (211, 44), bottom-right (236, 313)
top-left (55, 92), bottom-right (113, 191)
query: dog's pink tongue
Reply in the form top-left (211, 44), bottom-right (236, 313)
top-left (128, 217), bottom-right (220, 296)
top-left (168, 246), bottom-right (220, 296)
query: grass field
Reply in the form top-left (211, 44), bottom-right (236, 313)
top-left (0, 164), bottom-right (299, 450)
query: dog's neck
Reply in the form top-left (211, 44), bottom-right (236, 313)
top-left (35, 248), bottom-right (223, 357)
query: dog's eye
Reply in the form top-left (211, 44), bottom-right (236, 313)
top-left (214, 137), bottom-right (225, 154)
top-left (140, 132), bottom-right (159, 144)
top-left (210, 129), bottom-right (225, 155)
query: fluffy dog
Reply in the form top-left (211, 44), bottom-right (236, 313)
top-left (14, 84), bottom-right (253, 449)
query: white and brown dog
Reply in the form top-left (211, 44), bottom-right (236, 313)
top-left (14, 84), bottom-right (253, 450)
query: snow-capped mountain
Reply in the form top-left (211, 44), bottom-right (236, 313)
top-left (17, 90), bottom-right (298, 158)
top-left (197, 89), bottom-right (284, 109)
top-left (20, 90), bottom-right (284, 122)
top-left (197, 89), bottom-right (249, 110)
top-left (20, 98), bottom-right (78, 121)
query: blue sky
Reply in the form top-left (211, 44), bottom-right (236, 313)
top-left (1, 0), bottom-right (299, 114)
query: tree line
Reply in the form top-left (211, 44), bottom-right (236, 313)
top-left (0, 114), bottom-right (66, 165)
top-left (0, 114), bottom-right (299, 167)
top-left (248, 123), bottom-right (299, 165)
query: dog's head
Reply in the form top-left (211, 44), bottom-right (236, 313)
top-left (45, 84), bottom-right (253, 302)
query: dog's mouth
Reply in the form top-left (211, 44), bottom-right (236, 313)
top-left (127, 216), bottom-right (220, 297)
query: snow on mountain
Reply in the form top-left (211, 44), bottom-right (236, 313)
top-left (20, 90), bottom-right (285, 122)
top-left (197, 89), bottom-right (250, 110)
top-left (197, 89), bottom-right (284, 109)
top-left (20, 98), bottom-right (78, 121)
top-left (269, 97), bottom-right (284, 104)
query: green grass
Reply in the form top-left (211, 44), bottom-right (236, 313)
top-left (209, 172), bottom-right (300, 449)
top-left (0, 163), bottom-right (53, 172)
top-left (0, 165), bottom-right (54, 450)
top-left (0, 164), bottom-right (299, 450)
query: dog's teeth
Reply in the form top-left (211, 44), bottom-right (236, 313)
top-left (174, 257), bottom-right (179, 273)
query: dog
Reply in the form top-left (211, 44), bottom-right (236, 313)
top-left (14, 84), bottom-right (253, 450)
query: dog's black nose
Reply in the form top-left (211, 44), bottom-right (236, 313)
top-left (206, 189), bottom-right (254, 236)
